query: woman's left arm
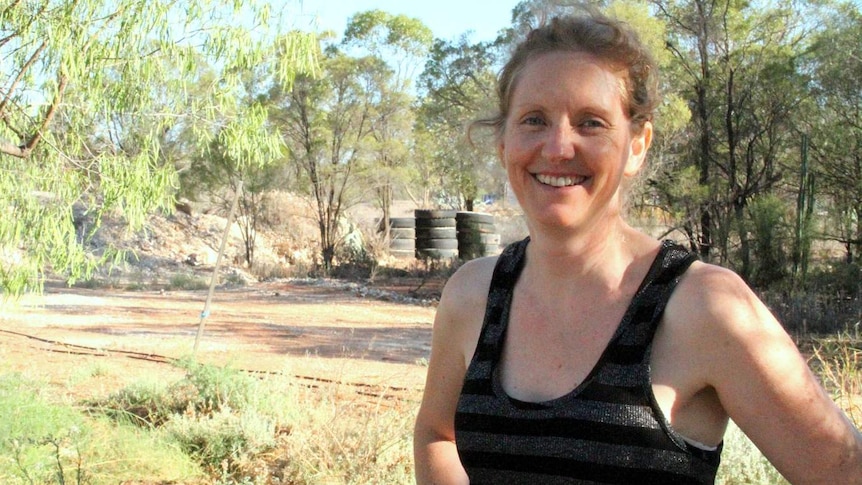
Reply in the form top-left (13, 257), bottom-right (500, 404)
top-left (671, 263), bottom-right (862, 484)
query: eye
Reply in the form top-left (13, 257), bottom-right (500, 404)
top-left (578, 118), bottom-right (608, 131)
top-left (521, 114), bottom-right (545, 127)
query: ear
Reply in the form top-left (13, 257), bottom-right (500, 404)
top-left (496, 137), bottom-right (506, 167)
top-left (624, 121), bottom-right (652, 177)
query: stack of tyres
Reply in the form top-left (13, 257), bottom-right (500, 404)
top-left (414, 210), bottom-right (458, 260)
top-left (388, 217), bottom-right (416, 258)
top-left (456, 211), bottom-right (501, 260)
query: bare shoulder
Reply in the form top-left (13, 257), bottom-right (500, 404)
top-left (435, 255), bottom-right (498, 355)
top-left (663, 261), bottom-right (862, 482)
top-left (661, 261), bottom-right (799, 383)
top-left (664, 261), bottom-right (781, 340)
top-left (439, 255), bottom-right (498, 310)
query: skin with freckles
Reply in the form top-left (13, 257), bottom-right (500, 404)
top-left (413, 16), bottom-right (862, 485)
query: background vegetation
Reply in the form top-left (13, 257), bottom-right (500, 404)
top-left (2, 0), bottom-right (861, 304)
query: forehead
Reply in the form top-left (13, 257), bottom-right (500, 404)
top-left (509, 51), bottom-right (627, 110)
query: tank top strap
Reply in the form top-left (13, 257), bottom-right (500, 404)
top-left (473, 237), bottom-right (529, 364)
top-left (476, 238), bottom-right (697, 370)
top-left (618, 239), bottom-right (699, 354)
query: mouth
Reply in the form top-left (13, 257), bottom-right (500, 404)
top-left (535, 173), bottom-right (588, 188)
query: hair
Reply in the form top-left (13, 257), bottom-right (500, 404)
top-left (473, 10), bottom-right (659, 139)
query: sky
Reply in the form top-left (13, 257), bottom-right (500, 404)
top-left (290, 0), bottom-right (522, 43)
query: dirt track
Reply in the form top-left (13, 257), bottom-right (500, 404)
top-left (0, 280), bottom-right (438, 401)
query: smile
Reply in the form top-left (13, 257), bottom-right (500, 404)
top-left (535, 174), bottom-right (587, 187)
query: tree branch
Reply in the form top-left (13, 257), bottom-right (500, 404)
top-left (5, 73), bottom-right (69, 159)
top-left (0, 41), bottom-right (47, 116)
top-left (0, 138), bottom-right (28, 158)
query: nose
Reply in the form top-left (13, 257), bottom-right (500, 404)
top-left (542, 124), bottom-right (576, 162)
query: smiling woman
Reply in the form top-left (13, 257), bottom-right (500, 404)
top-left (413, 8), bottom-right (862, 485)
top-left (497, 50), bottom-right (650, 234)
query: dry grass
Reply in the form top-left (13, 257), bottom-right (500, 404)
top-left (272, 381), bottom-right (417, 484)
top-left (809, 332), bottom-right (862, 427)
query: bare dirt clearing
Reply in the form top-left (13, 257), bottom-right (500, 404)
top-left (0, 279), bottom-right (440, 402)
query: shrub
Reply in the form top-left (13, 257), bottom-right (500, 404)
top-left (162, 407), bottom-right (277, 477)
top-left (167, 273), bottom-right (210, 291)
top-left (91, 359), bottom-right (290, 482)
top-left (0, 373), bottom-right (201, 484)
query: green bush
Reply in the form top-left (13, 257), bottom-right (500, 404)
top-left (90, 359), bottom-right (290, 481)
top-left (805, 262), bottom-right (862, 298)
top-left (162, 407), bottom-right (277, 475)
top-left (0, 373), bottom-right (201, 484)
top-left (167, 273), bottom-right (210, 291)
top-left (0, 374), bottom-right (89, 484)
top-left (88, 379), bottom-right (179, 427)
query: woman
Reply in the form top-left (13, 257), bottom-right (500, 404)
top-left (413, 11), bottom-right (862, 485)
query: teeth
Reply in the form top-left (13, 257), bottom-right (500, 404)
top-left (536, 174), bottom-right (585, 187)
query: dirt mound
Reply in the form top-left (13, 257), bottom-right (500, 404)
top-left (81, 193), bottom-right (320, 285)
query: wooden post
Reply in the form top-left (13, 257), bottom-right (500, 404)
top-left (193, 180), bottom-right (243, 357)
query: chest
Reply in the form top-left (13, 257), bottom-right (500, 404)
top-left (499, 290), bottom-right (633, 403)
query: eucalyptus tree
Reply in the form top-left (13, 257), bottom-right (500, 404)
top-left (651, 0), bottom-right (811, 280)
top-left (416, 34), bottom-right (501, 211)
top-left (273, 47), bottom-right (394, 272)
top-left (0, 0), bottom-right (317, 295)
top-left (803, 2), bottom-right (862, 264)
top-left (342, 10), bottom-right (433, 230)
top-left (181, 111), bottom-right (289, 268)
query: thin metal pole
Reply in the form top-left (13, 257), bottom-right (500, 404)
top-left (193, 180), bottom-right (243, 356)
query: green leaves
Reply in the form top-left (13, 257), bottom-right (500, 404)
top-left (0, 0), bottom-right (319, 296)
top-left (344, 9), bottom-right (434, 57)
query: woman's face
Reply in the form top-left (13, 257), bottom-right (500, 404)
top-left (498, 50), bottom-right (651, 234)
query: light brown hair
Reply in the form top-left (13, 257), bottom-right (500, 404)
top-left (474, 10), bottom-right (659, 138)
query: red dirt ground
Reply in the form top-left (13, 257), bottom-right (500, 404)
top-left (0, 278), bottom-right (443, 402)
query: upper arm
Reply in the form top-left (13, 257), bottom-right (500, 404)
top-left (414, 257), bottom-right (494, 441)
top-left (670, 264), bottom-right (862, 483)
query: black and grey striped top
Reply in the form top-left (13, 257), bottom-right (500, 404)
top-left (454, 237), bottom-right (722, 484)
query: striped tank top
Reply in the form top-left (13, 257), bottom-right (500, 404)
top-left (454, 238), bottom-right (722, 484)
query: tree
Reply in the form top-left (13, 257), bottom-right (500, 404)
top-left (182, 121), bottom-right (288, 268)
top-left (804, 3), bottom-right (862, 264)
top-left (0, 0), bottom-right (317, 295)
top-left (273, 49), bottom-right (387, 272)
top-left (652, 0), bottom-right (809, 280)
top-left (342, 10), bottom-right (433, 230)
top-left (416, 34), bottom-right (502, 211)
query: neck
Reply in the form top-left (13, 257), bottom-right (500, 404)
top-left (523, 218), bottom-right (652, 291)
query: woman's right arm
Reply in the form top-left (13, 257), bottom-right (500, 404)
top-left (414, 258), bottom-right (494, 485)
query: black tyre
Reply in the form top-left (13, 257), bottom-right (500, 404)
top-left (415, 217), bottom-right (457, 228)
top-left (416, 227), bottom-right (457, 239)
top-left (415, 209), bottom-right (457, 219)
top-left (389, 239), bottom-right (415, 251)
top-left (456, 211), bottom-right (495, 225)
top-left (457, 220), bottom-right (497, 234)
top-left (389, 227), bottom-right (415, 240)
top-left (416, 238), bottom-right (458, 250)
top-left (389, 217), bottom-right (416, 229)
